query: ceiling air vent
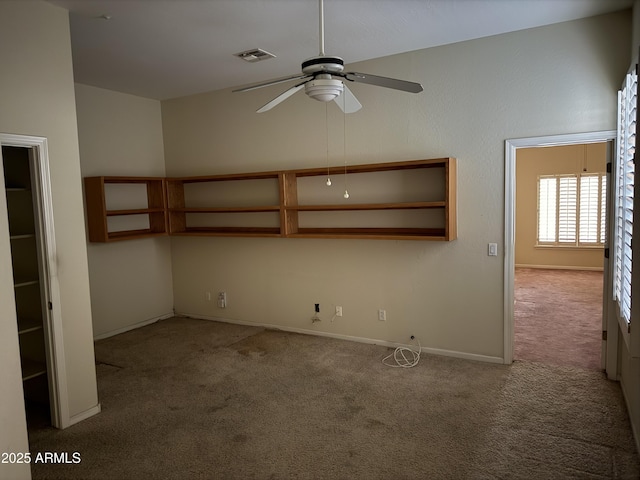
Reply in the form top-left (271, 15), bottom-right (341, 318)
top-left (234, 48), bottom-right (276, 63)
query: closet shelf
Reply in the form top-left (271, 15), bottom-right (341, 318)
top-left (21, 358), bottom-right (47, 381)
top-left (10, 233), bottom-right (36, 240)
top-left (18, 317), bottom-right (43, 335)
top-left (14, 278), bottom-right (39, 289)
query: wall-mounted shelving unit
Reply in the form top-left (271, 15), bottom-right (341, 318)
top-left (85, 158), bottom-right (457, 242)
top-left (166, 172), bottom-right (282, 237)
top-left (84, 176), bottom-right (168, 242)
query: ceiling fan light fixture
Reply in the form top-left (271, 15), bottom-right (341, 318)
top-left (234, 0), bottom-right (422, 113)
top-left (305, 78), bottom-right (343, 102)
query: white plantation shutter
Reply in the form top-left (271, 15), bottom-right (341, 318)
top-left (579, 175), bottom-right (600, 244)
top-left (600, 175), bottom-right (607, 244)
top-left (558, 176), bottom-right (577, 243)
top-left (614, 69), bottom-right (636, 326)
top-left (538, 177), bottom-right (556, 243)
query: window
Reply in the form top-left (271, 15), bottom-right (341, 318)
top-left (614, 68), bottom-right (636, 328)
top-left (537, 173), bottom-right (606, 246)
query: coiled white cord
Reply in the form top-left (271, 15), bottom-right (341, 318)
top-left (382, 336), bottom-right (421, 368)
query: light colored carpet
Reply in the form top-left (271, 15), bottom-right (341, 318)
top-left (28, 317), bottom-right (639, 479)
top-left (514, 268), bottom-right (603, 370)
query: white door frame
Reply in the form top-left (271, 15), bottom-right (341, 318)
top-left (0, 133), bottom-right (69, 428)
top-left (504, 131), bottom-right (617, 375)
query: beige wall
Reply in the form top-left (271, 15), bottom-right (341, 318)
top-left (162, 11), bottom-right (630, 361)
top-left (516, 143), bottom-right (607, 269)
top-left (0, 2), bottom-right (99, 472)
top-left (75, 84), bottom-right (174, 338)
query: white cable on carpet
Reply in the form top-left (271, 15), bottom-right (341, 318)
top-left (382, 336), bottom-right (421, 368)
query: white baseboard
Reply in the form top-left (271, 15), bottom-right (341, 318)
top-left (515, 264), bottom-right (603, 272)
top-left (62, 403), bottom-right (101, 429)
top-left (177, 312), bottom-right (504, 365)
top-left (93, 313), bottom-right (174, 341)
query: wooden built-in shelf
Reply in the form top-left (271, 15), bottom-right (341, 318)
top-left (286, 201), bottom-right (446, 211)
top-left (84, 176), bottom-right (168, 242)
top-left (86, 158), bottom-right (457, 242)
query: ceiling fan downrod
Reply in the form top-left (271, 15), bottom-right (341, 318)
top-left (319, 0), bottom-right (325, 56)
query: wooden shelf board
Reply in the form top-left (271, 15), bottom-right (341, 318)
top-left (173, 206), bottom-right (281, 213)
top-left (168, 171), bottom-right (281, 183)
top-left (106, 208), bottom-right (165, 216)
top-left (107, 229), bottom-right (168, 241)
top-left (294, 158), bottom-right (451, 178)
top-left (288, 201), bottom-right (446, 211)
top-left (101, 176), bottom-right (165, 183)
top-left (18, 317), bottom-right (43, 335)
top-left (173, 226), bottom-right (281, 237)
top-left (290, 227), bottom-right (447, 240)
top-left (5, 187), bottom-right (30, 192)
top-left (21, 358), bottom-right (47, 381)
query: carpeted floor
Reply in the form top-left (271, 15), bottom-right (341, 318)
top-left (514, 268), bottom-right (603, 370)
top-left (27, 317), bottom-right (638, 479)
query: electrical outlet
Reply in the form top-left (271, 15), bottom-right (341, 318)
top-left (335, 306), bottom-right (343, 317)
top-left (378, 309), bottom-right (386, 321)
top-left (218, 291), bottom-right (226, 308)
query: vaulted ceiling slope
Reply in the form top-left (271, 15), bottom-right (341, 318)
top-left (48, 0), bottom-right (632, 100)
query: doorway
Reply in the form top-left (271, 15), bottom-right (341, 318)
top-left (0, 134), bottom-right (68, 430)
top-left (513, 143), bottom-right (607, 370)
top-left (504, 131), bottom-right (619, 379)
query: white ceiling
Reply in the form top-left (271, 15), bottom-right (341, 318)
top-left (47, 0), bottom-right (633, 100)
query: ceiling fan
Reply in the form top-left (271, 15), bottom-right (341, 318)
top-left (233, 0), bottom-right (424, 113)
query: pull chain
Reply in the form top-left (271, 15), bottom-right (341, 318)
top-left (343, 90), bottom-right (349, 199)
top-left (325, 102), bottom-right (331, 186)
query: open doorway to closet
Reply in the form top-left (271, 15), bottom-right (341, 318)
top-left (0, 133), bottom-right (68, 432)
top-left (514, 143), bottom-right (607, 370)
top-left (504, 131), bottom-right (618, 377)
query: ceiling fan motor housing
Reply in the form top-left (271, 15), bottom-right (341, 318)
top-left (301, 55), bottom-right (345, 74)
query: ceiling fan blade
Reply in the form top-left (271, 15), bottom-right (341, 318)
top-left (256, 81), bottom-right (308, 113)
top-left (334, 84), bottom-right (362, 113)
top-left (233, 74), bottom-right (311, 93)
top-left (344, 72), bottom-right (423, 93)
